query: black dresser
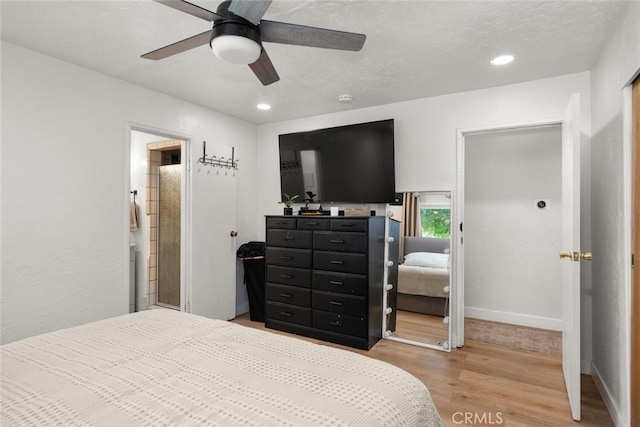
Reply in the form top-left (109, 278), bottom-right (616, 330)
top-left (265, 215), bottom-right (398, 350)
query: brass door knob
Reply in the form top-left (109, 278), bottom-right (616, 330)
top-left (230, 230), bottom-right (238, 237)
top-left (559, 251), bottom-right (592, 261)
top-left (559, 251), bottom-right (575, 259)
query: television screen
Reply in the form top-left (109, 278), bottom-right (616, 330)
top-left (279, 119), bottom-right (395, 204)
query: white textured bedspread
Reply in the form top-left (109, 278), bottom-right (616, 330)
top-left (1, 309), bottom-right (442, 426)
top-left (398, 265), bottom-right (449, 298)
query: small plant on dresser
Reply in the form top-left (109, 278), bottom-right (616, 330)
top-left (279, 193), bottom-right (299, 215)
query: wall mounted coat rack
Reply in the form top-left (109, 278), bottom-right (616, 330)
top-left (198, 141), bottom-right (239, 170)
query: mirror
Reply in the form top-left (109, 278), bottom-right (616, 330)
top-left (384, 191), bottom-right (452, 351)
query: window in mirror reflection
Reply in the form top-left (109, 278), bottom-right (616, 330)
top-left (419, 194), bottom-right (451, 238)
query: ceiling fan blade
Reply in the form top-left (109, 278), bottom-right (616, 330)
top-left (228, 0), bottom-right (272, 25)
top-left (141, 30), bottom-right (212, 60)
top-left (260, 20), bottom-right (366, 51)
top-left (249, 49), bottom-right (280, 86)
top-left (153, 0), bottom-right (220, 21)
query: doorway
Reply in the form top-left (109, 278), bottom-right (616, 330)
top-left (462, 125), bottom-right (563, 351)
top-left (129, 128), bottom-right (189, 312)
top-left (456, 96), bottom-right (583, 420)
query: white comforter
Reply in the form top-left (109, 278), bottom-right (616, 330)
top-left (1, 309), bottom-right (442, 426)
top-left (398, 265), bottom-right (450, 298)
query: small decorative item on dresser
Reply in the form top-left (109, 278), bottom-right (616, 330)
top-left (345, 206), bottom-right (370, 216)
top-left (279, 193), bottom-right (299, 215)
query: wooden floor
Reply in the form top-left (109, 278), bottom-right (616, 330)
top-left (232, 313), bottom-right (612, 427)
top-left (393, 310), bottom-right (449, 345)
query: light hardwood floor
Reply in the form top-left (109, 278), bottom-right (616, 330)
top-left (232, 313), bottom-right (613, 427)
top-left (393, 310), bottom-right (450, 344)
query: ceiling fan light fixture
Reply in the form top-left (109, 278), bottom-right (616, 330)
top-left (211, 35), bottom-right (261, 65)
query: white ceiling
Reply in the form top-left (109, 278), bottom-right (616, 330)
top-left (1, 0), bottom-right (625, 124)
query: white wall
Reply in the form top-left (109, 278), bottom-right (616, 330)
top-left (589, 2), bottom-right (640, 425)
top-left (1, 42), bottom-right (258, 343)
top-left (464, 126), bottom-right (562, 330)
top-left (256, 71), bottom-right (593, 366)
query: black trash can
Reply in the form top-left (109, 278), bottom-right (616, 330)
top-left (237, 241), bottom-right (266, 322)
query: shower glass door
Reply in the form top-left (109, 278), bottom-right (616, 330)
top-left (158, 164), bottom-right (181, 308)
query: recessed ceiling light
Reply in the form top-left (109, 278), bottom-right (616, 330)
top-left (490, 55), bottom-right (514, 66)
top-left (257, 103), bottom-right (271, 110)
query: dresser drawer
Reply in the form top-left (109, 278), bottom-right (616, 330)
top-left (313, 231), bottom-right (367, 253)
top-left (267, 302), bottom-right (312, 326)
top-left (266, 247), bottom-right (312, 268)
top-left (297, 218), bottom-right (329, 230)
top-left (313, 311), bottom-right (366, 337)
top-left (266, 283), bottom-right (311, 307)
top-left (266, 265), bottom-right (312, 288)
top-left (267, 229), bottom-right (312, 249)
top-left (313, 271), bottom-right (367, 296)
top-left (312, 291), bottom-right (366, 316)
top-left (266, 217), bottom-right (297, 229)
top-left (330, 219), bottom-right (368, 232)
top-left (313, 251), bottom-right (367, 274)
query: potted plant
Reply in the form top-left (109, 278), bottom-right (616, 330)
top-left (279, 193), bottom-right (299, 215)
top-left (302, 191), bottom-right (317, 211)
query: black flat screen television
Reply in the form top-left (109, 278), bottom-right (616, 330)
top-left (279, 119), bottom-right (395, 204)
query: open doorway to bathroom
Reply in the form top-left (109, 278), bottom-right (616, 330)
top-left (130, 128), bottom-right (189, 312)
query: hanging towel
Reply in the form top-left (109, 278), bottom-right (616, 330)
top-left (130, 201), bottom-right (139, 232)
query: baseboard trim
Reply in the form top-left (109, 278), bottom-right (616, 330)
top-left (591, 362), bottom-right (627, 427)
top-left (465, 306), bottom-right (562, 331)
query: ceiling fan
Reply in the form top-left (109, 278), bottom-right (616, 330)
top-left (141, 0), bottom-right (367, 86)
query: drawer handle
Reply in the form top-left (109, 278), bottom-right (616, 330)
top-left (330, 301), bottom-right (343, 306)
top-left (339, 223), bottom-right (356, 228)
top-left (275, 221), bottom-right (288, 225)
top-left (280, 255), bottom-right (293, 260)
top-left (280, 293), bottom-right (293, 298)
top-left (281, 274), bottom-right (294, 279)
top-left (305, 221), bottom-right (319, 226)
top-left (280, 311), bottom-right (293, 317)
top-left (330, 260), bottom-right (344, 265)
top-left (284, 236), bottom-right (296, 241)
top-left (329, 280), bottom-right (343, 285)
top-left (330, 321), bottom-right (342, 327)
top-left (330, 239), bottom-right (345, 244)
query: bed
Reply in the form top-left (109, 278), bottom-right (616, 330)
top-left (1, 309), bottom-right (442, 426)
top-left (397, 237), bottom-right (450, 317)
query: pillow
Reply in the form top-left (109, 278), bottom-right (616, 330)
top-left (404, 252), bottom-right (449, 269)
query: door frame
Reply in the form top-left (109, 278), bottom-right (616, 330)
top-left (454, 118), bottom-right (562, 348)
top-left (623, 74), bottom-right (639, 426)
top-left (126, 123), bottom-right (192, 313)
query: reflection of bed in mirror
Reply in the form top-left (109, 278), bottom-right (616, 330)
top-left (397, 236), bottom-right (450, 317)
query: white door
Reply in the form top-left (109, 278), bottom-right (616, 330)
top-left (560, 93), bottom-right (584, 421)
top-left (189, 144), bottom-right (238, 320)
